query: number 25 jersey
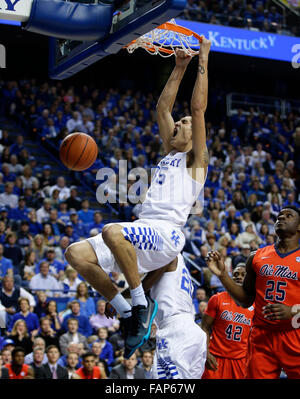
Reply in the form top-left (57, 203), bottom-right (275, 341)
top-left (252, 244), bottom-right (300, 330)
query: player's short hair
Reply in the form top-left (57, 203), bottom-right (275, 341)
top-left (233, 262), bottom-right (246, 271)
top-left (82, 352), bottom-right (96, 361)
top-left (280, 205), bottom-right (300, 219)
top-left (12, 347), bottom-right (25, 357)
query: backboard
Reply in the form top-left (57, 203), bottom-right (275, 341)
top-left (49, 0), bottom-right (187, 80)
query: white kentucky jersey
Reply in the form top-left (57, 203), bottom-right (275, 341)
top-left (150, 254), bottom-right (195, 329)
top-left (138, 151), bottom-right (205, 228)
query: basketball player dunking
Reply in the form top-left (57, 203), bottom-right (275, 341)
top-left (65, 37), bottom-right (211, 358)
top-left (206, 206), bottom-right (300, 379)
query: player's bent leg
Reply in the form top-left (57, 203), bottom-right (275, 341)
top-left (65, 240), bottom-right (118, 301)
top-left (102, 224), bottom-right (141, 289)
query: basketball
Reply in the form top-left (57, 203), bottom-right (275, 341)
top-left (59, 132), bottom-right (98, 171)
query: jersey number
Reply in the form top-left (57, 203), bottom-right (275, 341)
top-left (225, 324), bottom-right (243, 341)
top-left (154, 166), bottom-right (167, 185)
top-left (180, 268), bottom-right (193, 299)
top-left (264, 280), bottom-right (287, 302)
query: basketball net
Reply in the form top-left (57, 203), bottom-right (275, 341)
top-left (125, 19), bottom-right (202, 57)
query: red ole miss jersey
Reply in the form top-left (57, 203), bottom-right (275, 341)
top-left (252, 244), bottom-right (300, 331)
top-left (5, 364), bottom-right (29, 379)
top-left (205, 291), bottom-right (254, 359)
top-left (75, 366), bottom-right (101, 379)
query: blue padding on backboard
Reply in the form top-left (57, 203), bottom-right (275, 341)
top-left (49, 0), bottom-right (187, 79)
top-left (0, 19), bottom-right (21, 26)
top-left (23, 0), bottom-right (114, 41)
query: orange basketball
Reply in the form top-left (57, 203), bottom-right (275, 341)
top-left (59, 132), bottom-right (98, 171)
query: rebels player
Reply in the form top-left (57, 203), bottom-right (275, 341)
top-left (201, 263), bottom-right (253, 379)
top-left (206, 206), bottom-right (300, 379)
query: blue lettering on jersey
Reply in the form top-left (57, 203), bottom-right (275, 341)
top-left (157, 339), bottom-right (168, 350)
top-left (180, 267), bottom-right (193, 298)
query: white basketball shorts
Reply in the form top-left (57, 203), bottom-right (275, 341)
top-left (87, 219), bottom-right (185, 274)
top-left (152, 314), bottom-right (207, 379)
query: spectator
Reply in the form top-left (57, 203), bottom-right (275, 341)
top-left (1, 348), bottom-right (12, 365)
top-left (8, 297), bottom-right (39, 336)
top-left (36, 316), bottom-right (60, 348)
top-left (77, 199), bottom-right (94, 225)
top-left (0, 276), bottom-right (35, 325)
top-left (193, 287), bottom-right (208, 314)
top-left (20, 165), bottom-right (39, 190)
top-left (36, 199), bottom-right (52, 225)
top-left (10, 135), bottom-right (25, 157)
top-left (108, 352), bottom-right (145, 379)
top-left (44, 300), bottom-right (61, 332)
top-left (87, 211), bottom-right (105, 233)
top-left (38, 345), bottom-right (68, 379)
top-left (9, 197), bottom-right (29, 222)
top-left (39, 165), bottom-right (56, 190)
top-left (24, 337), bottom-right (47, 365)
top-left (195, 301), bottom-right (208, 324)
top-left (4, 232), bottom-right (23, 275)
top-left (140, 350), bottom-right (153, 379)
top-left (4, 347), bottom-right (34, 379)
top-left (54, 236), bottom-right (70, 263)
top-left (57, 342), bottom-right (82, 369)
top-left (10, 319), bottom-right (33, 354)
top-left (65, 351), bottom-right (81, 379)
top-left (63, 223), bottom-right (80, 244)
top-left (75, 352), bottom-right (102, 379)
top-left (0, 243), bottom-right (14, 281)
top-left (69, 210), bottom-right (88, 238)
top-left (71, 282), bottom-right (95, 319)
top-left (48, 209), bottom-right (65, 238)
top-left (59, 318), bottom-right (88, 356)
top-left (232, 245), bottom-right (251, 268)
top-left (94, 327), bottom-right (114, 368)
top-left (49, 177), bottom-right (70, 202)
top-left (29, 347), bottom-right (46, 378)
top-left (61, 300), bottom-right (92, 337)
top-left (0, 352), bottom-right (9, 379)
top-left (33, 291), bottom-right (48, 319)
top-left (22, 250), bottom-right (37, 283)
top-left (38, 248), bottom-right (65, 280)
top-left (235, 223), bottom-right (263, 248)
top-left (89, 299), bottom-right (120, 334)
top-left (60, 266), bottom-right (81, 298)
top-left (66, 186), bottom-right (82, 211)
top-left (41, 223), bottom-right (57, 247)
top-left (30, 234), bottom-right (47, 262)
top-left (0, 183), bottom-right (18, 209)
top-left (29, 261), bottom-right (61, 297)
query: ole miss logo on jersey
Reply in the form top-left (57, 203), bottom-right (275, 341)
top-left (252, 244), bottom-right (300, 329)
top-left (205, 291), bottom-right (254, 359)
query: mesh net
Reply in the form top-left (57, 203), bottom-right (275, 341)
top-left (125, 19), bottom-right (201, 57)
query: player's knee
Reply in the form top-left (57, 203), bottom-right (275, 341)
top-left (65, 242), bottom-right (85, 268)
top-left (102, 224), bottom-right (124, 248)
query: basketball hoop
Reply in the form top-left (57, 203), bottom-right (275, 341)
top-left (125, 19), bottom-right (202, 57)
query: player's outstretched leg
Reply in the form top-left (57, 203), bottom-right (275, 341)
top-left (102, 224), bottom-right (158, 358)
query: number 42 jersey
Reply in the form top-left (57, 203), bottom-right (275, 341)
top-left (205, 291), bottom-right (254, 359)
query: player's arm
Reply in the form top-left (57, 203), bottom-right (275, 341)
top-left (201, 313), bottom-right (218, 371)
top-left (24, 365), bottom-right (35, 379)
top-left (206, 251), bottom-right (256, 308)
top-left (156, 49), bottom-right (193, 154)
top-left (190, 37), bottom-right (211, 169)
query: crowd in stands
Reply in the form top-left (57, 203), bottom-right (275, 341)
top-left (0, 76), bottom-right (299, 378)
top-left (183, 0), bottom-right (300, 37)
